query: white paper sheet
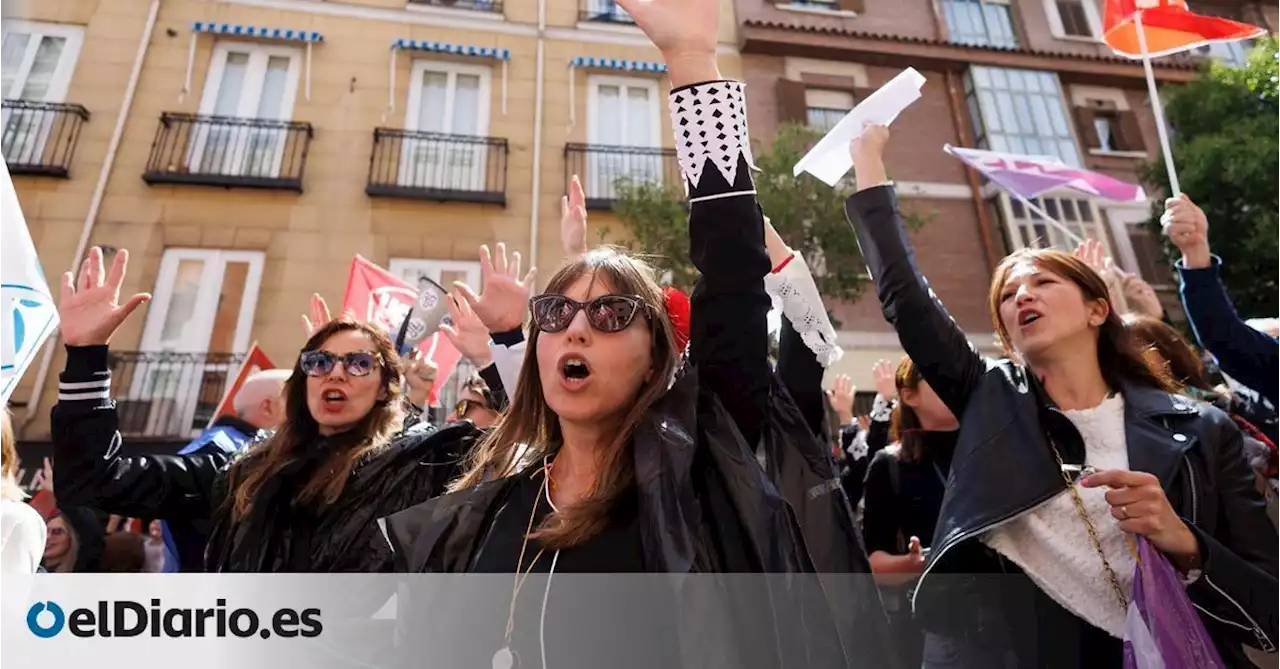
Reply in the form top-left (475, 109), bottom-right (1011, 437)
top-left (792, 68), bottom-right (927, 187)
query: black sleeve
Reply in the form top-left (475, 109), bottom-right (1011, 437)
top-left (678, 81), bottom-right (773, 448)
top-left (867, 417), bottom-right (892, 456)
top-left (777, 319), bottom-right (826, 439)
top-left (477, 363), bottom-right (508, 412)
top-left (1185, 411), bottom-right (1278, 652)
top-left (845, 186), bottom-right (988, 419)
top-left (861, 451), bottom-right (902, 556)
top-left (51, 346), bottom-right (228, 521)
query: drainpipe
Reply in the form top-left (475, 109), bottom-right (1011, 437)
top-left (526, 0), bottom-right (547, 273)
top-left (945, 70), bottom-right (999, 273)
top-left (20, 0), bottom-right (162, 435)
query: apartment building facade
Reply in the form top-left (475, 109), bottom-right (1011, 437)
top-left (2, 0), bottom-right (742, 444)
top-left (733, 0), bottom-right (1275, 397)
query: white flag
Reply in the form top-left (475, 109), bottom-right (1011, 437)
top-left (793, 68), bottom-right (927, 187)
top-left (1, 159), bottom-right (59, 404)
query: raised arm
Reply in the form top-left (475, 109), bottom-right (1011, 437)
top-left (51, 248), bottom-right (225, 520)
top-left (843, 127), bottom-right (986, 418)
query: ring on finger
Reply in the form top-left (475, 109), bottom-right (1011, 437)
top-left (1120, 505), bottom-right (1129, 520)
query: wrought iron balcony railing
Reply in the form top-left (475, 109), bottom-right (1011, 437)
top-left (579, 0), bottom-right (635, 23)
top-left (142, 113), bottom-right (314, 191)
top-left (367, 129), bottom-right (509, 205)
top-left (407, 0), bottom-right (503, 12)
top-left (108, 351), bottom-right (247, 441)
top-left (1, 100), bottom-right (90, 178)
top-left (564, 143), bottom-right (681, 210)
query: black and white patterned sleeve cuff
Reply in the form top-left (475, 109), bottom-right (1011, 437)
top-left (59, 345), bottom-right (112, 407)
top-left (870, 394), bottom-right (894, 422)
top-left (669, 80), bottom-right (757, 203)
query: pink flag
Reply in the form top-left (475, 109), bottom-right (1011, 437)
top-left (945, 145), bottom-right (1147, 203)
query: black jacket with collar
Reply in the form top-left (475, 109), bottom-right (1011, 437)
top-left (845, 185), bottom-right (1277, 665)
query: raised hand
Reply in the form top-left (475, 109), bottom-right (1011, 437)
top-left (301, 293), bottom-right (332, 337)
top-left (826, 374), bottom-right (856, 426)
top-left (454, 243), bottom-right (536, 334)
top-left (849, 124), bottom-right (890, 189)
top-left (614, 0), bottom-right (719, 87)
top-left (1073, 238), bottom-right (1127, 312)
top-left (1161, 194), bottom-right (1210, 270)
top-left (440, 294), bottom-right (494, 368)
top-left (872, 359), bottom-right (897, 400)
top-left (403, 351), bottom-right (438, 409)
top-left (58, 247), bottom-right (151, 347)
top-left (561, 175), bottom-right (588, 260)
top-left (1072, 238), bottom-right (1106, 273)
top-left (1120, 272), bottom-right (1164, 320)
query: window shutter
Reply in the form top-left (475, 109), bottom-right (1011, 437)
top-left (1072, 106), bottom-right (1101, 150)
top-left (1116, 111), bottom-right (1146, 152)
top-left (838, 0), bottom-right (865, 13)
top-left (776, 78), bottom-right (808, 126)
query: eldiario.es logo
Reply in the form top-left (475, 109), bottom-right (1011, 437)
top-left (27, 599), bottom-right (322, 639)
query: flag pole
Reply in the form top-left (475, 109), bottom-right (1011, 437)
top-left (1134, 10), bottom-right (1182, 197)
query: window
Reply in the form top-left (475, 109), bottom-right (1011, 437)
top-left (192, 42), bottom-right (302, 178)
top-left (401, 61), bottom-right (492, 191)
top-left (587, 76), bottom-right (661, 199)
top-left (806, 89), bottom-right (853, 133)
top-left (1071, 93), bottom-right (1145, 155)
top-left (1195, 40), bottom-right (1253, 68)
top-left (1001, 194), bottom-right (1108, 253)
top-left (388, 258), bottom-right (483, 296)
top-left (1093, 112), bottom-right (1119, 152)
top-left (1, 21), bottom-right (83, 102)
top-left (131, 250), bottom-right (264, 438)
top-left (582, 0), bottom-right (634, 22)
top-left (1047, 0), bottom-right (1101, 40)
top-left (1104, 207), bottom-right (1173, 287)
top-left (943, 0), bottom-right (1018, 49)
top-left (1, 22), bottom-right (84, 166)
top-left (965, 66), bottom-right (1081, 166)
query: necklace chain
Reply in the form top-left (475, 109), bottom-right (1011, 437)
top-left (1047, 438), bottom-right (1130, 613)
top-left (504, 467), bottom-right (550, 645)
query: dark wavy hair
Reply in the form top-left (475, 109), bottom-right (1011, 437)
top-left (890, 356), bottom-right (929, 464)
top-left (988, 248), bottom-right (1176, 394)
top-left (1123, 314), bottom-right (1217, 393)
top-left (226, 318), bottom-right (405, 523)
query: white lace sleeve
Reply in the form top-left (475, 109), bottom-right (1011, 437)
top-left (764, 252), bottom-right (843, 367)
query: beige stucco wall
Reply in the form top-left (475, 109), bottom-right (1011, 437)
top-left (6, 0), bottom-right (742, 439)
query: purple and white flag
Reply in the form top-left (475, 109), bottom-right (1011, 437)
top-left (945, 145), bottom-right (1146, 203)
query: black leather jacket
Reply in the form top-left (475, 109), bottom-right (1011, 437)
top-left (846, 185), bottom-right (1277, 665)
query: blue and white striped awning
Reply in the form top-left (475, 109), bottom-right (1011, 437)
top-left (191, 22), bottom-right (324, 42)
top-left (569, 57), bottom-right (666, 73)
top-left (393, 40), bottom-right (510, 60)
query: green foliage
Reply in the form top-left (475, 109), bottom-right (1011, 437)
top-left (609, 123), bottom-right (933, 303)
top-left (1143, 37), bottom-right (1278, 317)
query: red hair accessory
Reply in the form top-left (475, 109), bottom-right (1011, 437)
top-left (662, 286), bottom-right (691, 352)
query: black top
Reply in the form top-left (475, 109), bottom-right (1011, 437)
top-left (468, 467), bottom-right (679, 669)
top-left (861, 431), bottom-right (957, 554)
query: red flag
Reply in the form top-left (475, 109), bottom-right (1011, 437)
top-left (1102, 0), bottom-right (1264, 59)
top-left (340, 255), bottom-right (461, 405)
top-left (207, 343), bottom-right (274, 428)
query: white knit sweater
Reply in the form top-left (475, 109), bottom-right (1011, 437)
top-left (983, 394), bottom-right (1137, 638)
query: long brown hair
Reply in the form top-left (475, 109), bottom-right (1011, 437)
top-left (889, 356), bottom-right (927, 464)
top-left (227, 319), bottom-right (405, 523)
top-left (987, 248), bottom-right (1176, 393)
top-left (450, 247), bottom-right (679, 549)
top-left (1123, 314), bottom-right (1216, 393)
top-left (1, 409), bottom-right (23, 502)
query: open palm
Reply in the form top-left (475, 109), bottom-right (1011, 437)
top-left (615, 0), bottom-right (718, 57)
top-left (561, 175), bottom-right (588, 260)
top-left (58, 247), bottom-right (150, 347)
top-left (455, 243), bottom-right (536, 334)
top-left (440, 294), bottom-right (493, 368)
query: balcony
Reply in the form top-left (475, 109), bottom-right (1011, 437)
top-left (142, 113), bottom-right (314, 191)
top-left (579, 0), bottom-right (635, 23)
top-left (366, 129), bottom-right (508, 205)
top-left (407, 0), bottom-right (503, 13)
top-left (564, 143), bottom-right (681, 210)
top-left (108, 351), bottom-right (247, 441)
top-left (1, 100), bottom-right (90, 178)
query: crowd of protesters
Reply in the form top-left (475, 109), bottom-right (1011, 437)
top-left (0, 0), bottom-right (1276, 666)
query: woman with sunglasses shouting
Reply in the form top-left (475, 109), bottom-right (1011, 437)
top-left (378, 1), bottom-right (877, 667)
top-left (49, 248), bottom-right (479, 571)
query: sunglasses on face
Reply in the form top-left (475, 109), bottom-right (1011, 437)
top-left (453, 398), bottom-right (493, 419)
top-left (299, 350), bottom-right (382, 378)
top-left (529, 294), bottom-right (648, 334)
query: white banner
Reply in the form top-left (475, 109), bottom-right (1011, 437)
top-left (0, 159), bottom-right (59, 404)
